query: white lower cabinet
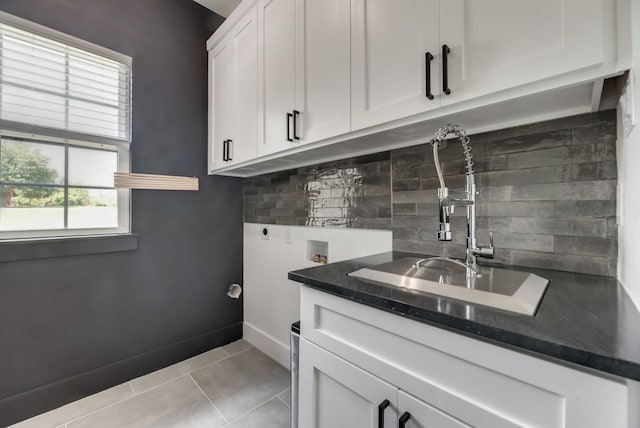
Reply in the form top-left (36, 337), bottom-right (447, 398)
top-left (299, 287), bottom-right (632, 428)
top-left (300, 338), bottom-right (473, 428)
top-left (300, 339), bottom-right (398, 428)
top-left (398, 390), bottom-right (469, 428)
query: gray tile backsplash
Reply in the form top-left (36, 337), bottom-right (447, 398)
top-left (244, 153), bottom-right (392, 229)
top-left (244, 110), bottom-right (618, 276)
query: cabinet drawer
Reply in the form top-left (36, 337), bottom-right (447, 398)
top-left (300, 287), bottom-right (628, 428)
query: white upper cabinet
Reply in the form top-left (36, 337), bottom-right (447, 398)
top-left (258, 0), bottom-right (351, 156)
top-left (208, 6), bottom-right (258, 171)
top-left (209, 41), bottom-right (233, 171)
top-left (351, 0), bottom-right (441, 131)
top-left (294, 0), bottom-right (351, 143)
top-left (231, 8), bottom-right (259, 164)
top-left (208, 0), bottom-right (627, 176)
top-left (257, 0), bottom-right (296, 156)
top-left (439, 0), bottom-right (606, 105)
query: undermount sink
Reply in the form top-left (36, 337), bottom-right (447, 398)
top-left (348, 257), bottom-right (549, 316)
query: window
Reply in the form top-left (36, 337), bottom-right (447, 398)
top-left (0, 12), bottom-right (131, 240)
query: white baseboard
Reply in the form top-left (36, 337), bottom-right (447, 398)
top-left (618, 277), bottom-right (640, 312)
top-left (243, 322), bottom-right (291, 370)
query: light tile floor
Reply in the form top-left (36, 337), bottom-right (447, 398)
top-left (11, 340), bottom-right (291, 428)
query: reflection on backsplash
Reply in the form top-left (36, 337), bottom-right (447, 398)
top-left (244, 153), bottom-right (392, 229)
top-left (305, 166), bottom-right (364, 227)
top-left (244, 110), bottom-right (618, 277)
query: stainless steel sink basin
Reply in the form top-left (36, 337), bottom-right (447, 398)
top-left (348, 257), bottom-right (549, 316)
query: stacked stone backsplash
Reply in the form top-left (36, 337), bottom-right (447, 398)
top-left (244, 110), bottom-right (617, 276)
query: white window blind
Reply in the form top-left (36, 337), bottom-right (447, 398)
top-left (0, 12), bottom-right (131, 240)
top-left (0, 18), bottom-right (131, 143)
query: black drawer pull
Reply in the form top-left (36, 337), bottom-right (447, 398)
top-left (399, 411), bottom-right (411, 428)
top-left (286, 112), bottom-right (293, 142)
top-left (442, 44), bottom-right (451, 95)
top-left (378, 399), bottom-right (391, 428)
top-left (227, 139), bottom-right (233, 161)
top-left (425, 52), bottom-right (434, 100)
top-left (222, 140), bottom-right (228, 161)
top-left (293, 110), bottom-right (300, 140)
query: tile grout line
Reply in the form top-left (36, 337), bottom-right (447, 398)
top-left (187, 373), bottom-right (228, 425)
top-left (189, 345), bottom-right (255, 376)
top-left (33, 343), bottom-right (250, 427)
top-left (220, 346), bottom-right (254, 359)
top-left (221, 386), bottom-right (291, 428)
top-left (129, 345), bottom-right (242, 395)
top-left (276, 393), bottom-right (291, 409)
top-left (129, 370), bottom-right (195, 396)
top-left (61, 384), bottom-right (140, 427)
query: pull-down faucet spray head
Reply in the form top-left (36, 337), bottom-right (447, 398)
top-left (437, 186), bottom-right (452, 241)
top-left (430, 124), bottom-right (493, 268)
top-left (430, 126), bottom-right (473, 244)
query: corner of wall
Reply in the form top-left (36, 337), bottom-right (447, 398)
top-left (630, 380), bottom-right (640, 428)
top-left (616, 0), bottom-right (640, 310)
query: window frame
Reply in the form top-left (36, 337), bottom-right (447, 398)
top-left (0, 11), bottom-right (132, 241)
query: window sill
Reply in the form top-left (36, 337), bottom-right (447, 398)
top-left (0, 233), bottom-right (138, 263)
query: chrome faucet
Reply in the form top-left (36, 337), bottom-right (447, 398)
top-left (428, 124), bottom-right (494, 270)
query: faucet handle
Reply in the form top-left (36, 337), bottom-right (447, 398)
top-left (472, 232), bottom-right (495, 259)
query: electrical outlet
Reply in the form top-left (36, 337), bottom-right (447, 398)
top-left (261, 225), bottom-right (270, 240)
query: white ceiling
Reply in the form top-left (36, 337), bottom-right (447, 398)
top-left (193, 0), bottom-right (241, 18)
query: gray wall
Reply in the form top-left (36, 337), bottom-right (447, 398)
top-left (245, 110), bottom-right (617, 277)
top-left (0, 1), bottom-right (243, 425)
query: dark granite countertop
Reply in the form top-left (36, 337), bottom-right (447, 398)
top-left (289, 251), bottom-right (640, 382)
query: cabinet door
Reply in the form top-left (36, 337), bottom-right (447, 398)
top-left (439, 0), bottom-right (606, 106)
top-left (398, 390), bottom-right (471, 428)
top-left (209, 41), bottom-right (233, 171)
top-left (229, 6), bottom-right (258, 164)
top-left (351, 0), bottom-right (440, 131)
top-left (299, 339), bottom-right (398, 428)
top-left (257, 0), bottom-right (297, 156)
top-left (294, 0), bottom-right (350, 144)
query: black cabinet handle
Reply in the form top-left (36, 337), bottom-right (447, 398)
top-left (293, 110), bottom-right (300, 140)
top-left (227, 139), bottom-right (233, 161)
top-left (286, 112), bottom-right (293, 142)
top-left (222, 140), bottom-right (228, 161)
top-left (442, 44), bottom-right (451, 95)
top-left (399, 411), bottom-right (411, 428)
top-left (378, 399), bottom-right (390, 428)
top-left (425, 52), bottom-right (434, 100)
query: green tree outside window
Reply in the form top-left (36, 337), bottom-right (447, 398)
top-left (0, 143), bottom-right (90, 207)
